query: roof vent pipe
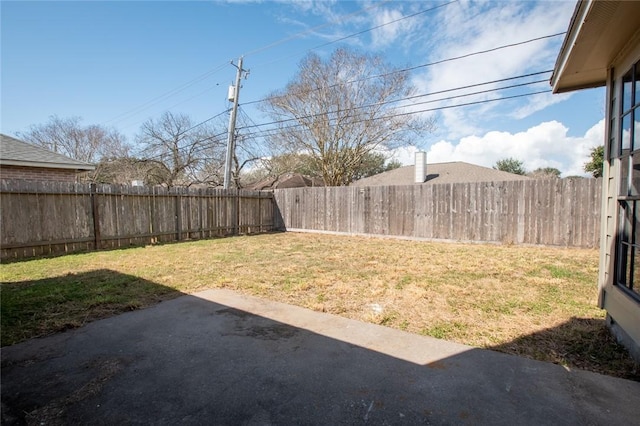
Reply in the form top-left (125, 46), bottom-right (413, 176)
top-left (415, 151), bottom-right (427, 183)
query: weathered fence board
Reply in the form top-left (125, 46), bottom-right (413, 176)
top-left (1, 180), bottom-right (275, 260)
top-left (3, 178), bottom-right (601, 260)
top-left (274, 179), bottom-right (603, 248)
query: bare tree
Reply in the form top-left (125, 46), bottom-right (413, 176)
top-left (18, 115), bottom-right (129, 164)
top-left (18, 115), bottom-right (130, 183)
top-left (136, 112), bottom-right (226, 187)
top-left (194, 142), bottom-right (227, 187)
top-left (252, 151), bottom-right (400, 184)
top-left (258, 153), bottom-right (321, 180)
top-left (182, 113), bottom-right (266, 188)
top-left (230, 129), bottom-right (270, 188)
top-left (197, 109), bottom-right (271, 189)
top-left (259, 48), bottom-right (435, 186)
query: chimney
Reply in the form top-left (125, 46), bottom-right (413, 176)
top-left (414, 151), bottom-right (427, 183)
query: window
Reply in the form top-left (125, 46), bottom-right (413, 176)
top-left (616, 61), bottom-right (640, 301)
top-left (616, 201), bottom-right (640, 300)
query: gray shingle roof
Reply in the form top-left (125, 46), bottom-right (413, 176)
top-left (0, 134), bottom-right (95, 171)
top-left (351, 161), bottom-right (530, 187)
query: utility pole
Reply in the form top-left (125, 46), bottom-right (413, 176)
top-left (223, 57), bottom-right (248, 189)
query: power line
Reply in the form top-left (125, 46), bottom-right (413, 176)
top-left (238, 72), bottom-right (552, 132)
top-left (180, 109), bottom-right (231, 136)
top-left (373, 32), bottom-right (565, 80)
top-left (138, 130), bottom-right (229, 164)
top-left (137, 70), bottom-right (553, 163)
top-left (400, 70), bottom-right (552, 101)
top-left (102, 0), bottom-right (397, 128)
top-left (306, 1), bottom-right (457, 56)
top-left (403, 78), bottom-right (549, 107)
top-left (102, 1), bottom-right (459, 135)
top-left (372, 89), bottom-right (552, 120)
top-left (183, 106), bottom-right (274, 162)
top-left (115, 82), bottom-right (227, 134)
top-left (242, 33), bottom-right (564, 107)
top-left (238, 89), bottom-right (552, 141)
top-left (251, 1), bottom-right (457, 70)
top-left (137, 110), bottom-right (231, 163)
top-left (159, 83), bottom-right (225, 116)
top-left (242, 0), bottom-right (392, 58)
top-left (138, 88), bottom-right (551, 167)
top-left (102, 63), bottom-right (229, 126)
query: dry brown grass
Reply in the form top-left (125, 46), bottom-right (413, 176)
top-left (1, 232), bottom-right (637, 380)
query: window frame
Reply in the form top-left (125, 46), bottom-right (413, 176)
top-left (615, 61), bottom-right (640, 302)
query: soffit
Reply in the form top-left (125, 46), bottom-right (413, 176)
top-left (551, 1), bottom-right (640, 93)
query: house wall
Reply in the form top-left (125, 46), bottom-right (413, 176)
top-left (600, 31), bottom-right (640, 361)
top-left (0, 165), bottom-right (79, 182)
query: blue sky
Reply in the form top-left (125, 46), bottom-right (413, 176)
top-left (1, 0), bottom-right (605, 176)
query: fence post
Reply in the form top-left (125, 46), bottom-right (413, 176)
top-left (90, 183), bottom-right (101, 250)
top-left (175, 190), bottom-right (183, 241)
top-left (258, 193), bottom-right (262, 233)
top-left (235, 189), bottom-right (241, 235)
top-left (199, 188), bottom-right (204, 239)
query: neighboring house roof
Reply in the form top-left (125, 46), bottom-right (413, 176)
top-left (248, 173), bottom-right (324, 190)
top-left (0, 134), bottom-right (95, 171)
top-left (351, 161), bottom-right (530, 187)
top-left (551, 0), bottom-right (640, 93)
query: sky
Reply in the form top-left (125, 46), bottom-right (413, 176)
top-left (1, 0), bottom-right (606, 177)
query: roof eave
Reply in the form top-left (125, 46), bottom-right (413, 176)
top-left (551, 0), bottom-right (640, 94)
top-left (553, 80), bottom-right (606, 94)
top-left (550, 0), bottom-right (594, 94)
top-left (0, 159), bottom-right (96, 171)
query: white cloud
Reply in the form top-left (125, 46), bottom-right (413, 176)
top-left (391, 119), bottom-right (605, 177)
top-left (222, 0), bottom-right (339, 17)
top-left (408, 1), bottom-right (576, 139)
top-left (371, 9), bottom-right (405, 48)
top-left (230, 1), bottom-right (601, 181)
top-left (369, 6), bottom-right (424, 50)
top-left (511, 91), bottom-right (571, 119)
top-left (390, 145), bottom-right (421, 166)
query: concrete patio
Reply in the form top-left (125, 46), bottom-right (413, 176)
top-left (2, 289), bottom-right (639, 425)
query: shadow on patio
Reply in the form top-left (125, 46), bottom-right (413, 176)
top-left (2, 270), bottom-right (640, 424)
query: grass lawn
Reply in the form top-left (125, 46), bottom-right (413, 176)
top-left (1, 232), bottom-right (637, 380)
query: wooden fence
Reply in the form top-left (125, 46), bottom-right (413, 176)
top-left (0, 180), bottom-right (275, 260)
top-left (0, 178), bottom-right (603, 260)
top-left (274, 179), bottom-right (603, 248)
